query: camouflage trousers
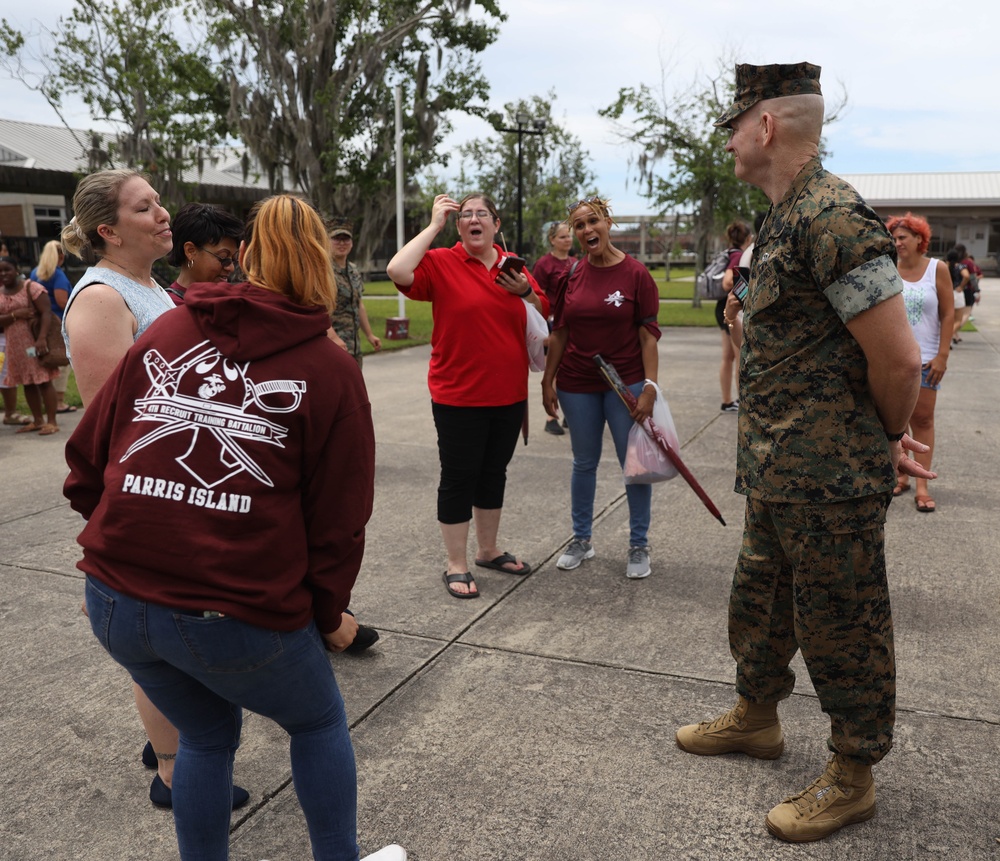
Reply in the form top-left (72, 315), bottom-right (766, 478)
top-left (729, 494), bottom-right (895, 764)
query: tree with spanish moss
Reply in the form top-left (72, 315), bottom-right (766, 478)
top-left (1, 0), bottom-right (230, 207)
top-left (601, 62), bottom-right (844, 301)
top-left (206, 0), bottom-right (505, 267)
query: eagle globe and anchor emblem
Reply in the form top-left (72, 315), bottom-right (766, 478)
top-left (121, 341), bottom-right (307, 489)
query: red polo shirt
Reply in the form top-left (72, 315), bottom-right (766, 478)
top-left (396, 243), bottom-right (549, 406)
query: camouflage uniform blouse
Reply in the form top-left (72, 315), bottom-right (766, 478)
top-left (331, 261), bottom-right (364, 362)
top-left (737, 157), bottom-right (903, 503)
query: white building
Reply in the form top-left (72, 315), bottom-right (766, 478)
top-left (842, 172), bottom-right (1000, 270)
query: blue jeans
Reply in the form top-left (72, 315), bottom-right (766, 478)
top-left (557, 382), bottom-right (651, 547)
top-left (85, 577), bottom-right (358, 861)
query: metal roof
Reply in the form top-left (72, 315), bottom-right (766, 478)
top-left (840, 172), bottom-right (1000, 207)
top-left (0, 118), bottom-right (268, 191)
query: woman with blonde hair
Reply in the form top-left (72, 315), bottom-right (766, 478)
top-left (61, 168), bottom-right (177, 404)
top-left (532, 220), bottom-right (575, 435)
top-left (65, 194), bottom-right (401, 861)
top-left (61, 169), bottom-right (251, 810)
top-left (29, 239), bottom-right (75, 412)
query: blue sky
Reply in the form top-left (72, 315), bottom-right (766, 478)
top-left (5, 0), bottom-right (997, 216)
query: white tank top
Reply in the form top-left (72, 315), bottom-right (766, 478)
top-left (900, 258), bottom-right (941, 364)
top-left (63, 267), bottom-right (176, 359)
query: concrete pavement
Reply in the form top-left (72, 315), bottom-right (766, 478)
top-left (1, 283), bottom-right (997, 861)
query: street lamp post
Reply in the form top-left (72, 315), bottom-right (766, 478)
top-left (498, 111), bottom-right (547, 256)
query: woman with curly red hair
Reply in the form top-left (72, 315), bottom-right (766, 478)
top-left (885, 212), bottom-right (953, 512)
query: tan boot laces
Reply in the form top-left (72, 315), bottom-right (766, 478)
top-left (697, 699), bottom-right (747, 732)
top-left (783, 756), bottom-right (848, 816)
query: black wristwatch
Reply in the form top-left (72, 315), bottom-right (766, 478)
top-left (885, 430), bottom-right (905, 442)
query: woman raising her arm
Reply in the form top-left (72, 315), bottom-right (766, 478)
top-left (387, 193), bottom-right (549, 599)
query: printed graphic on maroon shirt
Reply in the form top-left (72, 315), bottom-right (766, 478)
top-left (121, 341), bottom-right (305, 498)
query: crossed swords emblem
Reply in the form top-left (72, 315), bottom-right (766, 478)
top-left (120, 341), bottom-right (306, 489)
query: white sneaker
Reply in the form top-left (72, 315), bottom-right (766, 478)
top-left (625, 545), bottom-right (651, 579)
top-left (361, 846), bottom-right (407, 861)
top-left (557, 538), bottom-right (595, 570)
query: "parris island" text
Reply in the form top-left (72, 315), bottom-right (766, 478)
top-left (121, 473), bottom-right (252, 513)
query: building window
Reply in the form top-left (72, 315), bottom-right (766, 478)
top-left (927, 221), bottom-right (957, 257)
top-left (34, 206), bottom-right (66, 242)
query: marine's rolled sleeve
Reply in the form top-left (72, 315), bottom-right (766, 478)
top-left (824, 255), bottom-right (903, 324)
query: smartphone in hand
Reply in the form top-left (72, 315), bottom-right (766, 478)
top-left (733, 267), bottom-right (750, 303)
top-left (496, 256), bottom-right (526, 279)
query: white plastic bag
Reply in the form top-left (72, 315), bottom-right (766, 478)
top-left (623, 383), bottom-right (680, 485)
top-left (524, 299), bottom-right (548, 372)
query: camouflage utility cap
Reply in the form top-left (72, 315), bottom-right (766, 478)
top-left (329, 219), bottom-right (353, 238)
top-left (715, 62), bottom-right (822, 128)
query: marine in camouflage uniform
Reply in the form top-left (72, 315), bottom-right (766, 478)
top-left (331, 259), bottom-right (365, 368)
top-left (723, 65), bottom-right (909, 766)
top-left (677, 60), bottom-right (926, 844)
top-left (733, 163), bottom-right (902, 764)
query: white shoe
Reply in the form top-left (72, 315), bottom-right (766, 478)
top-left (361, 846), bottom-right (407, 861)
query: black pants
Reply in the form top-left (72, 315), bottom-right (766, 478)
top-left (431, 400), bottom-right (525, 524)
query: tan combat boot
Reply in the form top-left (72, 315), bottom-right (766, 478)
top-left (764, 753), bottom-right (876, 842)
top-left (675, 696), bottom-right (784, 759)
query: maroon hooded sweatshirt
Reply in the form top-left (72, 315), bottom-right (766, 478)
top-left (64, 281), bottom-right (375, 634)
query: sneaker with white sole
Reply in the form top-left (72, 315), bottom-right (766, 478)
top-left (557, 538), bottom-right (594, 570)
top-left (361, 846), bottom-right (408, 861)
top-left (625, 545), bottom-right (651, 579)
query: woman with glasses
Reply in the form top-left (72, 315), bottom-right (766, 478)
top-left (541, 196), bottom-right (662, 580)
top-left (387, 192), bottom-right (549, 598)
top-left (165, 203), bottom-right (244, 304)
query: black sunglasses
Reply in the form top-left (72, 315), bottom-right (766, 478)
top-left (198, 247), bottom-right (237, 268)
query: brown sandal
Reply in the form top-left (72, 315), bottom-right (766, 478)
top-left (38, 424), bottom-right (60, 436)
top-left (16, 422), bottom-right (42, 434)
top-left (915, 495), bottom-right (936, 513)
top-left (892, 481), bottom-right (910, 497)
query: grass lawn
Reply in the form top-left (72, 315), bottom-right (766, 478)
top-left (363, 262), bottom-right (711, 352)
top-left (13, 273), bottom-right (971, 412)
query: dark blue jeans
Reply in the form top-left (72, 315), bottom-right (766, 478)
top-left (85, 576), bottom-right (358, 861)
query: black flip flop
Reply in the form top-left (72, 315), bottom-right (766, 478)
top-left (443, 571), bottom-right (480, 599)
top-left (474, 552), bottom-right (531, 575)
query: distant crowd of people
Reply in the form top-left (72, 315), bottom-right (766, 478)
top-left (4, 59), bottom-right (992, 861)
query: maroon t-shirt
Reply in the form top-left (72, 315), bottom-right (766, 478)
top-left (726, 247), bottom-right (742, 274)
top-left (166, 281), bottom-right (186, 306)
top-left (532, 253), bottom-right (574, 308)
top-left (552, 255), bottom-right (661, 393)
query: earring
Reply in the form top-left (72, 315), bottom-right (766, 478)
top-left (187, 259), bottom-right (194, 269)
